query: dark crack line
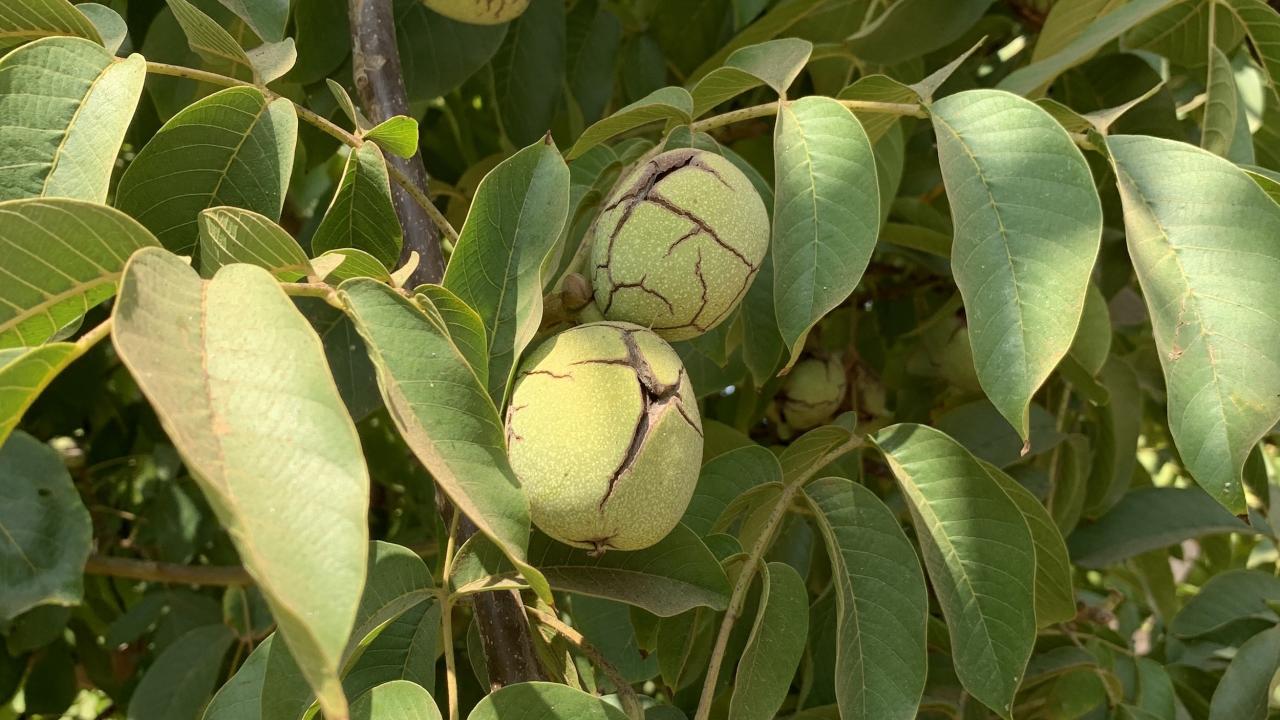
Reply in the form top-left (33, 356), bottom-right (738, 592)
top-left (601, 274), bottom-right (676, 316)
top-left (645, 193), bottom-right (757, 269)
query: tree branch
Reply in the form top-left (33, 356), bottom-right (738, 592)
top-left (348, 0), bottom-right (445, 286)
top-left (85, 555), bottom-right (253, 586)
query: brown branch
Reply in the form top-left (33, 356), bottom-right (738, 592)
top-left (85, 555), bottom-right (253, 586)
top-left (348, 0), bottom-right (445, 285)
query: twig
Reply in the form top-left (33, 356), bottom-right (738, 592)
top-left (140, 60), bottom-right (459, 244)
top-left (349, 0), bottom-right (446, 284)
top-left (440, 513), bottom-right (461, 720)
top-left (526, 606), bottom-right (644, 720)
top-left (85, 555), bottom-right (253, 586)
top-left (688, 98), bottom-right (927, 135)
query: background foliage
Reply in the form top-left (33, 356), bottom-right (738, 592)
top-left (2, 0), bottom-right (1280, 719)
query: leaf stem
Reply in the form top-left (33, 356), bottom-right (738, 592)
top-left (84, 554), bottom-right (253, 585)
top-left (524, 606), bottom-right (644, 720)
top-left (141, 61), bottom-right (459, 244)
top-left (440, 512), bottom-right (461, 720)
top-left (692, 432), bottom-right (862, 720)
top-left (75, 317), bottom-right (113, 351)
top-left (689, 98), bottom-right (927, 135)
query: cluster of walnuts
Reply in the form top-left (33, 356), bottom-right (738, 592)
top-left (501, 149), bottom-right (848, 554)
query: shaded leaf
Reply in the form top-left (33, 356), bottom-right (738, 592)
top-left (113, 248), bottom-right (369, 717)
top-left (690, 38), bottom-right (812, 117)
top-left (1068, 487), bottom-right (1253, 568)
top-left (0, 37), bottom-right (144, 202)
top-left (1209, 625), bottom-right (1280, 720)
top-left (466, 682), bottom-right (628, 720)
top-left (772, 96), bottom-right (879, 368)
top-left (166, 0), bottom-right (255, 81)
top-left (337, 279), bottom-right (549, 602)
top-left (116, 86), bottom-right (297, 256)
top-left (730, 562), bottom-right (808, 720)
top-left (0, 431), bottom-right (91, 622)
top-left (490, 0), bottom-right (565, 145)
top-left (395, 0), bottom-right (507, 103)
top-left (441, 138), bottom-right (569, 404)
top-left (567, 86), bottom-right (692, 160)
top-left (203, 635), bottom-right (273, 720)
top-left (75, 4), bottom-right (127, 54)
top-left (312, 143), bottom-right (403, 269)
top-left (1108, 134), bottom-right (1280, 512)
top-left (450, 524), bottom-right (729, 617)
top-left (198, 207), bottom-right (311, 281)
top-left (847, 0), bottom-right (992, 65)
top-left (0, 199), bottom-right (158, 348)
top-left (804, 476), bottom-right (928, 720)
top-left (874, 423), bottom-right (1036, 718)
top-left (128, 624), bottom-right (235, 720)
top-left (682, 445), bottom-right (781, 536)
top-left (413, 284), bottom-right (489, 390)
top-left (350, 680), bottom-right (442, 720)
top-left (1203, 46), bottom-right (1239, 156)
top-left (216, 0), bottom-right (288, 42)
top-left (1171, 570), bottom-right (1280, 638)
top-left (932, 90), bottom-right (1102, 439)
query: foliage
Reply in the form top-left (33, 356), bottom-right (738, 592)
top-left (2, 0), bottom-right (1280, 719)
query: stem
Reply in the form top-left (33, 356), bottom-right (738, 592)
top-left (688, 98), bottom-right (927, 135)
top-left (349, 0), bottom-right (446, 284)
top-left (440, 513), bottom-right (460, 720)
top-left (525, 606), bottom-right (644, 720)
top-left (84, 555), bottom-right (253, 585)
top-left (692, 433), bottom-right (863, 720)
top-left (140, 60), bottom-right (459, 244)
top-left (75, 317), bottom-right (112, 351)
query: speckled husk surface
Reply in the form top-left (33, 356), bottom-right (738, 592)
top-left (506, 322), bottom-right (704, 552)
top-left (422, 0), bottom-right (529, 24)
top-left (590, 148), bottom-right (770, 341)
top-left (781, 356), bottom-right (847, 430)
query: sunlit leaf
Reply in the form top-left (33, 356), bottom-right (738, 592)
top-left (467, 682), bottom-right (628, 720)
top-left (198, 207), bottom-right (311, 280)
top-left (312, 143), bottom-right (404, 269)
top-left (690, 38), bottom-right (812, 117)
top-left (0, 37), bottom-right (144, 202)
top-left (567, 86), bottom-right (692, 159)
top-left (0, 0), bottom-right (101, 53)
top-left (112, 248), bottom-right (368, 718)
top-left (729, 562), bottom-right (808, 720)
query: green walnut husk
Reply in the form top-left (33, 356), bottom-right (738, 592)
top-left (590, 148), bottom-right (770, 341)
top-left (422, 0), bottom-right (529, 24)
top-left (780, 356), bottom-right (847, 430)
top-left (506, 321), bottom-right (703, 553)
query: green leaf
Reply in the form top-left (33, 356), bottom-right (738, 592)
top-left (1128, 0), bottom-right (1242, 67)
top-left (203, 635), bottom-right (273, 720)
top-left (567, 86), bottom-right (692, 160)
top-left (215, 0), bottom-right (288, 42)
top-left (804, 476), bottom-right (928, 720)
top-left (413, 284), bottom-right (489, 389)
top-left (873, 423), bottom-right (1037, 718)
top-left (682, 445), bottom-right (781, 536)
top-left (337, 279), bottom-right (549, 603)
top-left (75, 3), bottom-right (127, 54)
top-left (932, 90), bottom-right (1102, 439)
top-left (395, 0), bottom-right (507, 103)
top-left (112, 248), bottom-right (369, 718)
top-left (998, 0), bottom-right (1178, 95)
top-left (0, 37), bottom-right (144, 202)
top-left (116, 86), bottom-right (297, 256)
top-left (1082, 357), bottom-right (1142, 517)
top-left (451, 524), bottom-right (730, 617)
top-left (343, 601), bottom-right (440, 703)
top-left (198, 207), bottom-right (311, 281)
top-left (1204, 46), bottom-right (1239, 156)
top-left (0, 0), bottom-right (101, 52)
top-left (685, 0), bottom-right (830, 84)
top-left (165, 0), bottom-right (254, 81)
top-left (772, 96), bottom-right (879, 369)
top-left (1067, 487), bottom-right (1253, 568)
top-left (0, 344), bottom-right (78, 446)
top-left (350, 681), bottom-right (442, 720)
top-left (835, 75), bottom-right (917, 145)
top-left (982, 461), bottom-right (1075, 628)
top-left (690, 38), bottom-right (812, 117)
top-left (934, 400), bottom-right (1065, 469)
top-left (0, 199), bottom-right (158, 348)
top-left (1032, 0), bottom-right (1126, 64)
top-left (729, 562), bottom-right (808, 720)
top-left (127, 624), bottom-right (236, 720)
top-left (1108, 135), bottom-right (1280, 513)
top-left (1172, 570), bottom-right (1280, 639)
top-left (572, 595), bottom-right (658, 683)
top-left (312, 144), bottom-right (404, 269)
top-left (1067, 283), bottom-right (1112, 377)
top-left (846, 0), bottom-right (992, 65)
top-left (777, 416), bottom-right (859, 482)
top-left (466, 682), bottom-right (628, 720)
top-left (315, 249), bottom-right (394, 285)
top-left (1209, 625), bottom-right (1280, 720)
top-left (491, 0), bottom-right (565, 145)
top-left (364, 117), bottom-right (420, 159)
top-left (441, 138), bottom-right (569, 404)
top-left (1221, 0), bottom-right (1280, 102)
top-left (0, 431), bottom-right (91, 622)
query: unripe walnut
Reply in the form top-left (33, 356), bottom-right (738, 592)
top-left (506, 322), bottom-right (703, 553)
top-left (590, 149), bottom-right (769, 341)
top-left (422, 0), bottom-right (529, 24)
top-left (780, 356), bottom-right (847, 430)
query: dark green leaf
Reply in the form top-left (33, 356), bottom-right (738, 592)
top-left (1068, 487), bottom-right (1253, 568)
